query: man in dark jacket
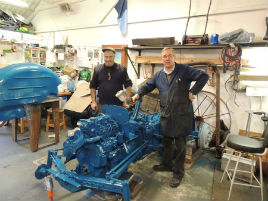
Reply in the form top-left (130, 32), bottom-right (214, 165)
top-left (90, 47), bottom-right (132, 111)
top-left (132, 47), bottom-right (209, 188)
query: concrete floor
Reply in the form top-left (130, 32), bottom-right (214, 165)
top-left (0, 121), bottom-right (267, 201)
top-left (130, 150), bottom-right (216, 201)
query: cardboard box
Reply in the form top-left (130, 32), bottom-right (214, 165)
top-left (140, 95), bottom-right (160, 113)
top-left (63, 66), bottom-right (77, 78)
top-left (63, 82), bottom-right (91, 113)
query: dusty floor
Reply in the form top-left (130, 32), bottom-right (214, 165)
top-left (0, 121), bottom-right (267, 201)
top-left (212, 161), bottom-right (267, 201)
top-left (129, 151), bottom-right (216, 201)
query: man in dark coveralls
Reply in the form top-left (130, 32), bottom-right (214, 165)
top-left (90, 47), bottom-right (132, 111)
top-left (132, 47), bottom-right (209, 188)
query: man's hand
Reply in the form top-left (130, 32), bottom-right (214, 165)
top-left (122, 101), bottom-right (129, 108)
top-left (91, 101), bottom-right (98, 110)
top-left (131, 94), bottom-right (140, 103)
top-left (189, 92), bottom-right (195, 101)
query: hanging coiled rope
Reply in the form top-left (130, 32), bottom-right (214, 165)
top-left (220, 43), bottom-right (242, 73)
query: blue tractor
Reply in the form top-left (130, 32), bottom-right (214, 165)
top-left (35, 101), bottom-right (163, 201)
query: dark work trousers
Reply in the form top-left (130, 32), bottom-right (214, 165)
top-left (162, 136), bottom-right (187, 178)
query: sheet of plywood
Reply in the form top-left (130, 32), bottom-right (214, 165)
top-left (239, 74), bottom-right (268, 81)
top-left (239, 129), bottom-right (262, 137)
top-left (63, 82), bottom-right (91, 113)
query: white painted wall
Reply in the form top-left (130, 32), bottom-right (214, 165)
top-left (33, 0), bottom-right (267, 41)
top-left (31, 0), bottom-right (268, 135)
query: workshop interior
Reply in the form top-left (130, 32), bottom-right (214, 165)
top-left (0, 0), bottom-right (268, 201)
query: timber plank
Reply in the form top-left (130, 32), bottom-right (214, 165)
top-left (135, 56), bottom-right (248, 65)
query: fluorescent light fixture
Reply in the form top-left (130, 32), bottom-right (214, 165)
top-left (15, 14), bottom-right (25, 21)
top-left (0, 0), bottom-right (29, 8)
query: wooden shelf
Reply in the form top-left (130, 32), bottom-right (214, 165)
top-left (0, 40), bottom-right (23, 45)
top-left (135, 56), bottom-right (248, 66)
top-left (24, 47), bottom-right (46, 65)
top-left (127, 42), bottom-right (268, 51)
top-left (126, 41), bottom-right (265, 78)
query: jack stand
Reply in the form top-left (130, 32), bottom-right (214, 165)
top-left (44, 177), bottom-right (54, 201)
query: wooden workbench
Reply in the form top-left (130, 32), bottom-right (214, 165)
top-left (58, 92), bottom-right (73, 97)
top-left (12, 97), bottom-right (60, 152)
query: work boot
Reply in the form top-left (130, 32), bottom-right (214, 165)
top-left (152, 164), bottom-right (172, 172)
top-left (169, 175), bottom-right (182, 188)
top-left (264, 17), bottom-right (268, 40)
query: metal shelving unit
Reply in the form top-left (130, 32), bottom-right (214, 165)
top-left (127, 42), bottom-right (268, 51)
top-left (24, 47), bottom-right (46, 65)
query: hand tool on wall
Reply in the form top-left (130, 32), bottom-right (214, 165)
top-left (182, 0), bottom-right (212, 45)
top-left (125, 47), bottom-right (139, 77)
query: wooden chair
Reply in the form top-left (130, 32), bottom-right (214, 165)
top-left (46, 108), bottom-right (66, 132)
top-left (18, 117), bottom-right (28, 134)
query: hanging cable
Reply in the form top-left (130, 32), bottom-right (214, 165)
top-left (219, 43), bottom-right (242, 73)
top-left (220, 44), bottom-right (242, 107)
top-left (182, 0), bottom-right (212, 45)
top-left (184, 0), bottom-right (191, 37)
top-left (203, 0), bottom-right (213, 36)
top-left (224, 74), bottom-right (233, 94)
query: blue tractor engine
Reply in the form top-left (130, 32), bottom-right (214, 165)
top-left (35, 101), bottom-right (162, 201)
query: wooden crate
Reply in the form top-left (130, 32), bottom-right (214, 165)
top-left (132, 37), bottom-right (175, 46)
top-left (104, 176), bottom-right (142, 201)
top-left (185, 139), bottom-right (202, 169)
top-left (140, 95), bottom-right (160, 113)
top-left (185, 149), bottom-right (203, 170)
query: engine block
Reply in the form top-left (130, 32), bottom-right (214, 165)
top-left (35, 102), bottom-right (162, 201)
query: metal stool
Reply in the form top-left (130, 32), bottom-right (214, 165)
top-left (220, 113), bottom-right (268, 201)
top-left (46, 108), bottom-right (66, 132)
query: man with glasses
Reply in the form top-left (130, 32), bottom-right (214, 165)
top-left (132, 47), bottom-right (209, 188)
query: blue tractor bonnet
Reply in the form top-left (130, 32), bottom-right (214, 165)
top-left (0, 63), bottom-right (61, 121)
